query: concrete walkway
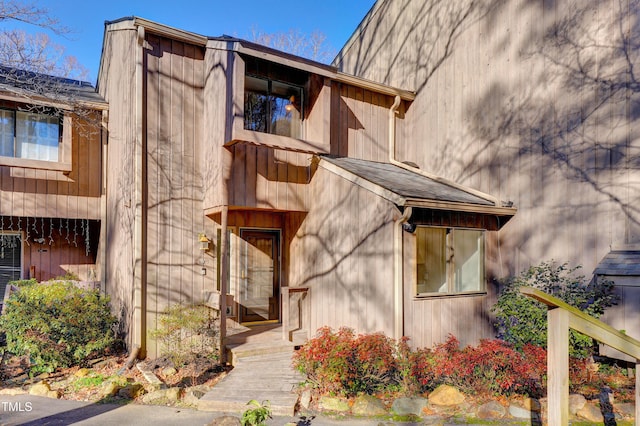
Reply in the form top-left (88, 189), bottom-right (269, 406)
top-left (198, 323), bottom-right (302, 416)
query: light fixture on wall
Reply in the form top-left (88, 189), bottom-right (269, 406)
top-left (285, 95), bottom-right (296, 112)
top-left (402, 222), bottom-right (417, 234)
top-left (198, 233), bottom-right (210, 252)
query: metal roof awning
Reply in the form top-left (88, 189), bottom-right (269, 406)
top-left (319, 156), bottom-right (517, 221)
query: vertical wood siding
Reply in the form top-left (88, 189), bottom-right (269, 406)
top-left (289, 167), bottom-right (398, 336)
top-left (99, 25), bottom-right (139, 349)
top-left (333, 0), bottom-right (640, 348)
top-left (144, 33), bottom-right (210, 357)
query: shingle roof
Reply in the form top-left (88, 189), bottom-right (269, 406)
top-left (321, 156), bottom-right (495, 206)
top-left (595, 251), bottom-right (640, 276)
top-left (0, 66), bottom-right (106, 107)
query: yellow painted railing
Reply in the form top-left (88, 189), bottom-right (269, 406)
top-left (520, 286), bottom-right (640, 425)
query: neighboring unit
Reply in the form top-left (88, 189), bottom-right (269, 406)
top-left (0, 68), bottom-right (107, 301)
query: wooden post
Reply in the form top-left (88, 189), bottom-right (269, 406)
top-left (636, 362), bottom-right (639, 425)
top-left (548, 308), bottom-right (569, 426)
top-left (281, 286), bottom-right (289, 341)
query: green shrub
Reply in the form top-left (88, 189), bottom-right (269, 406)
top-left (149, 303), bottom-right (219, 366)
top-left (0, 280), bottom-right (117, 374)
top-left (241, 400), bottom-right (272, 426)
top-left (492, 261), bottom-right (618, 358)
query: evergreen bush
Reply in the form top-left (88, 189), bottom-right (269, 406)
top-left (0, 280), bottom-right (117, 374)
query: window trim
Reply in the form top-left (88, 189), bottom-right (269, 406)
top-left (414, 226), bottom-right (486, 298)
top-left (0, 107), bottom-right (72, 172)
top-left (243, 73), bottom-right (304, 139)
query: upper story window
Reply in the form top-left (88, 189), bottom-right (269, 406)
top-left (244, 75), bottom-right (303, 138)
top-left (416, 227), bottom-right (485, 296)
top-left (0, 108), bottom-right (61, 162)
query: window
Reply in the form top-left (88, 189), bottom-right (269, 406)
top-left (415, 227), bottom-right (485, 296)
top-left (0, 109), bottom-right (61, 162)
top-left (244, 75), bottom-right (302, 138)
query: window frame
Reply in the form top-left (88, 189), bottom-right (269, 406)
top-left (243, 73), bottom-right (304, 139)
top-left (0, 106), bottom-right (72, 172)
top-left (414, 226), bottom-right (486, 298)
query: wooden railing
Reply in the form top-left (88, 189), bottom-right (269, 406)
top-left (281, 287), bottom-right (309, 342)
top-left (520, 286), bottom-right (640, 425)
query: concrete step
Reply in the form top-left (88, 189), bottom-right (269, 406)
top-left (226, 340), bottom-right (295, 365)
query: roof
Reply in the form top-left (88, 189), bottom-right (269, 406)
top-left (595, 251), bottom-right (640, 276)
top-left (319, 156), bottom-right (517, 216)
top-left (0, 66), bottom-right (106, 109)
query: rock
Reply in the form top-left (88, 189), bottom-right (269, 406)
top-left (162, 367), bottom-right (178, 377)
top-left (46, 390), bottom-right (61, 399)
top-left (577, 402), bottom-right (604, 423)
top-left (166, 387), bottom-right (181, 402)
top-left (0, 388), bottom-right (27, 396)
top-left (183, 388), bottom-right (205, 406)
top-left (476, 401), bottom-right (506, 419)
top-left (29, 381), bottom-right (51, 397)
top-left (36, 372), bottom-right (50, 380)
top-left (298, 389), bottom-right (312, 410)
top-left (391, 397), bottom-right (428, 416)
top-left (351, 394), bottom-right (387, 416)
top-left (523, 397), bottom-right (542, 412)
top-left (509, 403), bottom-right (532, 419)
top-left (205, 416), bottom-right (241, 426)
top-left (569, 393), bottom-right (587, 415)
top-left (318, 396), bottom-right (350, 413)
top-left (101, 380), bottom-right (122, 397)
top-left (614, 402), bottom-right (635, 418)
top-left (118, 383), bottom-right (146, 399)
top-left (74, 368), bottom-right (91, 378)
top-left (429, 384), bottom-right (465, 406)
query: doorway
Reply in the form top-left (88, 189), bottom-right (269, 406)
top-left (238, 229), bottom-right (280, 324)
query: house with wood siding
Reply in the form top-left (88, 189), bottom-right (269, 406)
top-left (333, 0), bottom-right (640, 353)
top-left (0, 68), bottom-right (107, 301)
top-left (97, 16), bottom-right (516, 358)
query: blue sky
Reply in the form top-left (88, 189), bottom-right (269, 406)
top-left (31, 0), bottom-right (376, 84)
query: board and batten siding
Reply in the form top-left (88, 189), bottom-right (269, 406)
top-left (335, 0), bottom-right (640, 279)
top-left (98, 22), bottom-right (139, 350)
top-left (289, 166), bottom-right (398, 336)
top-left (144, 33), bottom-right (213, 357)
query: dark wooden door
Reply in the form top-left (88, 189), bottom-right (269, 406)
top-left (238, 229), bottom-right (280, 323)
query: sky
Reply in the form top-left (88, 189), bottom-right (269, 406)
top-left (27, 0), bottom-right (376, 84)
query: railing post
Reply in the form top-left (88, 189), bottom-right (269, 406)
top-left (548, 307), bottom-right (569, 426)
top-left (281, 286), bottom-right (290, 341)
top-left (636, 362), bottom-right (639, 424)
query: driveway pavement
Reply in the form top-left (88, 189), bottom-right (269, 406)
top-left (0, 395), bottom-right (382, 426)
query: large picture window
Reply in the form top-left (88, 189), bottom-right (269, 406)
top-left (0, 109), bottom-right (61, 162)
top-left (415, 227), bottom-right (485, 296)
top-left (244, 75), bottom-right (302, 138)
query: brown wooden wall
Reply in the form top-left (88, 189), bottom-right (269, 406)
top-left (335, 0), bottom-right (640, 282)
top-left (0, 108), bottom-right (102, 220)
top-left (330, 82), bottom-right (397, 162)
top-left (144, 33), bottom-right (213, 357)
top-left (98, 22), bottom-right (139, 349)
top-left (227, 144), bottom-right (313, 211)
top-left (289, 166), bottom-right (398, 336)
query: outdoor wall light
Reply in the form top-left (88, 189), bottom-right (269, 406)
top-left (198, 233), bottom-right (210, 252)
top-left (402, 222), bottom-right (417, 234)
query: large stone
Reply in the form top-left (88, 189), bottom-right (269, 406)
top-left (509, 403), bottom-right (532, 419)
top-left (614, 402), bottom-right (635, 418)
top-left (569, 393), bottom-right (587, 415)
top-left (0, 388), bottom-right (27, 396)
top-left (523, 397), bottom-right (541, 412)
top-left (476, 401), bottom-right (506, 419)
top-left (166, 387), bottom-right (181, 402)
top-left (205, 416), bottom-right (242, 426)
top-left (391, 397), bottom-right (428, 416)
top-left (162, 367), bottom-right (178, 377)
top-left (318, 396), bottom-right (350, 413)
top-left (28, 381), bottom-right (51, 397)
top-left (298, 389), bottom-right (312, 410)
top-left (577, 402), bottom-right (604, 423)
top-left (74, 368), bottom-right (91, 378)
top-left (351, 394), bottom-right (387, 416)
top-left (183, 388), bottom-right (206, 406)
top-left (101, 380), bottom-right (122, 397)
top-left (428, 384), bottom-right (465, 406)
top-left (118, 383), bottom-right (146, 399)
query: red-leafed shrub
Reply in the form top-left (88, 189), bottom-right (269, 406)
top-left (294, 328), bottom-right (627, 400)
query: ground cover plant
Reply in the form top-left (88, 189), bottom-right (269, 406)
top-left (0, 279), bottom-right (117, 375)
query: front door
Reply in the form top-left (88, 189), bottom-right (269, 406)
top-left (238, 229), bottom-right (280, 323)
